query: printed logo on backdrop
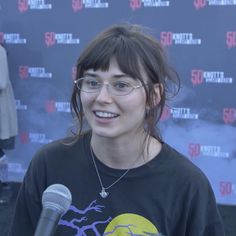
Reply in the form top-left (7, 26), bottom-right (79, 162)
top-left (18, 0), bottom-right (52, 13)
top-left (130, 0), bottom-right (170, 10)
top-left (45, 100), bottom-right (70, 113)
top-left (220, 181), bottom-right (236, 197)
top-left (160, 32), bottom-right (201, 46)
top-left (194, 0), bottom-right (236, 9)
top-left (160, 106), bottom-right (199, 121)
top-left (223, 108), bottom-right (236, 124)
top-left (188, 143), bottom-right (230, 159)
top-left (20, 132), bottom-right (52, 144)
top-left (226, 31), bottom-right (236, 49)
top-left (0, 32), bottom-right (27, 44)
top-left (72, 0), bottom-right (109, 12)
top-left (19, 66), bottom-right (52, 79)
top-left (15, 100), bottom-right (28, 110)
top-left (45, 32), bottom-right (80, 47)
top-left (191, 70), bottom-right (233, 86)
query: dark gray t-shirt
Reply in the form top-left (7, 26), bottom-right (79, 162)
top-left (9, 132), bottom-right (225, 236)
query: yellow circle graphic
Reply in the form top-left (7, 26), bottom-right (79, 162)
top-left (104, 213), bottom-right (159, 235)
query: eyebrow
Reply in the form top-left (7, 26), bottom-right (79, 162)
top-left (83, 72), bottom-right (130, 79)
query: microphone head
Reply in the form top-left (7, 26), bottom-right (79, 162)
top-left (42, 184), bottom-right (72, 214)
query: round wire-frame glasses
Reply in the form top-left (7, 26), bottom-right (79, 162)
top-left (74, 77), bottom-right (146, 96)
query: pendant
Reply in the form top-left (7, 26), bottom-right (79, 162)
top-left (100, 188), bottom-right (109, 198)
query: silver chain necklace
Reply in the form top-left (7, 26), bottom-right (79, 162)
top-left (90, 145), bottom-right (137, 198)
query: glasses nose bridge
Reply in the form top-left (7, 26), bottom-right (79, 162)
top-left (97, 81), bottom-right (113, 96)
top-left (99, 81), bottom-right (113, 92)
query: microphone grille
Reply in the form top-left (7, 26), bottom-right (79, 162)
top-left (42, 184), bottom-right (72, 214)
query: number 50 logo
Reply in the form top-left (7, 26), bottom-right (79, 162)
top-left (161, 32), bottom-right (173, 46)
top-left (130, 0), bottom-right (141, 10)
top-left (193, 0), bottom-right (206, 10)
top-left (220, 182), bottom-right (233, 196)
top-left (226, 31), bottom-right (236, 49)
top-left (223, 108), bottom-right (236, 124)
top-left (191, 70), bottom-right (203, 85)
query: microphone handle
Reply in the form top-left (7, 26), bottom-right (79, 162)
top-left (34, 208), bottom-right (61, 236)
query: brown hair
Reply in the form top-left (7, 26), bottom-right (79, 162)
top-left (70, 23), bottom-right (180, 142)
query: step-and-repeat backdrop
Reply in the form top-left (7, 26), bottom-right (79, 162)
top-left (0, 0), bottom-right (235, 205)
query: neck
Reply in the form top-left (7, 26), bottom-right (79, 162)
top-left (90, 132), bottom-right (161, 169)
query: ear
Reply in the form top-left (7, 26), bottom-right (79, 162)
top-left (153, 83), bottom-right (162, 107)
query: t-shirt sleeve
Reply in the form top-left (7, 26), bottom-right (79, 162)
top-left (9, 148), bottom-right (48, 236)
top-left (184, 175), bottom-right (225, 236)
top-left (164, 145), bottom-right (225, 236)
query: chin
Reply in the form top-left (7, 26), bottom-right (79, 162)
top-left (92, 128), bottom-right (121, 139)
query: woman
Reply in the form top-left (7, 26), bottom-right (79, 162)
top-left (10, 24), bottom-right (225, 236)
top-left (0, 44), bottom-right (18, 195)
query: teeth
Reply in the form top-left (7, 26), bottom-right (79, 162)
top-left (95, 111), bottom-right (118, 118)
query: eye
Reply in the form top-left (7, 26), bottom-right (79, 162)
top-left (84, 78), bottom-right (100, 88)
top-left (114, 81), bottom-right (131, 90)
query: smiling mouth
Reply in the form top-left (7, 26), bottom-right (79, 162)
top-left (93, 111), bottom-right (119, 119)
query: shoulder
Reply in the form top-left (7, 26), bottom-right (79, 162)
top-left (24, 132), bottom-right (91, 187)
top-left (160, 143), bottom-right (211, 189)
top-left (31, 132), bottom-right (90, 166)
top-left (159, 144), bottom-right (221, 218)
top-left (161, 143), bottom-right (203, 173)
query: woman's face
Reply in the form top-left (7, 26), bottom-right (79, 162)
top-left (80, 57), bottom-right (148, 140)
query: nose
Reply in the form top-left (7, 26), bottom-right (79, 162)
top-left (95, 83), bottom-right (113, 103)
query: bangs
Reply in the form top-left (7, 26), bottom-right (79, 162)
top-left (77, 34), bottom-right (143, 81)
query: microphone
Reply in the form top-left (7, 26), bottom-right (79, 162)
top-left (34, 184), bottom-right (72, 236)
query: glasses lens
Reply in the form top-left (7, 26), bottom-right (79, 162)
top-left (110, 81), bottom-right (133, 96)
top-left (75, 77), bottom-right (142, 96)
top-left (76, 78), bottom-right (101, 93)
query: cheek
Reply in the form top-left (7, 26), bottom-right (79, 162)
top-left (80, 93), bottom-right (94, 108)
top-left (134, 90), bottom-right (147, 109)
top-left (122, 92), bottom-right (146, 113)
